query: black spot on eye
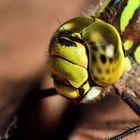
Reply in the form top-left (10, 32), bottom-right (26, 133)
top-left (93, 76), bottom-right (98, 81)
top-left (100, 54), bottom-right (106, 63)
top-left (57, 38), bottom-right (77, 47)
top-left (69, 36), bottom-right (85, 45)
top-left (89, 42), bottom-right (98, 51)
top-left (78, 87), bottom-right (85, 97)
top-left (101, 45), bottom-right (106, 51)
top-left (106, 69), bottom-right (110, 74)
top-left (109, 57), bottom-right (113, 63)
top-left (91, 45), bottom-right (98, 51)
top-left (89, 41), bottom-right (94, 45)
top-left (97, 67), bottom-right (102, 73)
top-left (92, 55), bottom-right (96, 63)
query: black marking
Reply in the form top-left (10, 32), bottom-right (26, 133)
top-left (100, 54), bottom-right (107, 63)
top-left (92, 55), bottom-right (96, 63)
top-left (78, 86), bottom-right (85, 97)
top-left (91, 45), bottom-right (98, 51)
top-left (97, 67), bottom-right (102, 73)
top-left (101, 45), bottom-right (106, 51)
top-left (88, 78), bottom-right (97, 87)
top-left (122, 43), bottom-right (127, 56)
top-left (109, 57), bottom-right (113, 63)
top-left (93, 76), bottom-right (98, 81)
top-left (89, 42), bottom-right (98, 51)
top-left (68, 35), bottom-right (86, 45)
top-left (57, 38), bottom-right (77, 47)
top-left (89, 41), bottom-right (94, 45)
top-left (106, 69), bottom-right (110, 74)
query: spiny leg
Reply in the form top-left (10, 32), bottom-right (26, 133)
top-left (36, 88), bottom-right (140, 140)
top-left (114, 87), bottom-right (140, 117)
top-left (120, 93), bottom-right (140, 116)
top-left (105, 87), bottom-right (140, 140)
top-left (105, 125), bottom-right (140, 140)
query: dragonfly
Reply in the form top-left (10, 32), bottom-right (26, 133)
top-left (48, 0), bottom-right (140, 139)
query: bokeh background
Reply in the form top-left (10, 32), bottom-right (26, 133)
top-left (0, 0), bottom-right (140, 140)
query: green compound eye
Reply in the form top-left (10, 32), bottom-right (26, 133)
top-left (49, 17), bottom-right (125, 100)
top-left (82, 19), bottom-right (125, 86)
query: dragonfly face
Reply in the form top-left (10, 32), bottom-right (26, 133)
top-left (49, 16), bottom-right (125, 102)
top-left (49, 0), bottom-right (140, 138)
top-left (49, 0), bottom-right (140, 102)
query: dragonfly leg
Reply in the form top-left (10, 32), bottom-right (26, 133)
top-left (104, 87), bottom-right (140, 140)
top-left (105, 124), bottom-right (140, 140)
top-left (34, 88), bottom-right (57, 99)
top-left (114, 87), bottom-right (140, 116)
top-left (120, 93), bottom-right (140, 116)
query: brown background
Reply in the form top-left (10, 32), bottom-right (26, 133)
top-left (0, 0), bottom-right (140, 140)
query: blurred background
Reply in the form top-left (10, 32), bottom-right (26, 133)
top-left (0, 0), bottom-right (140, 140)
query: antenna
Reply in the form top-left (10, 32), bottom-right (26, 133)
top-left (55, 17), bottom-right (67, 34)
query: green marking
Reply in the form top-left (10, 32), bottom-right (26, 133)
top-left (134, 45), bottom-right (140, 64)
top-left (124, 39), bottom-right (134, 50)
top-left (124, 57), bottom-right (132, 72)
top-left (120, 0), bottom-right (140, 32)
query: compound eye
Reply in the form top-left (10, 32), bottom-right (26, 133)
top-left (82, 19), bottom-right (125, 86)
top-left (49, 17), bottom-right (96, 99)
